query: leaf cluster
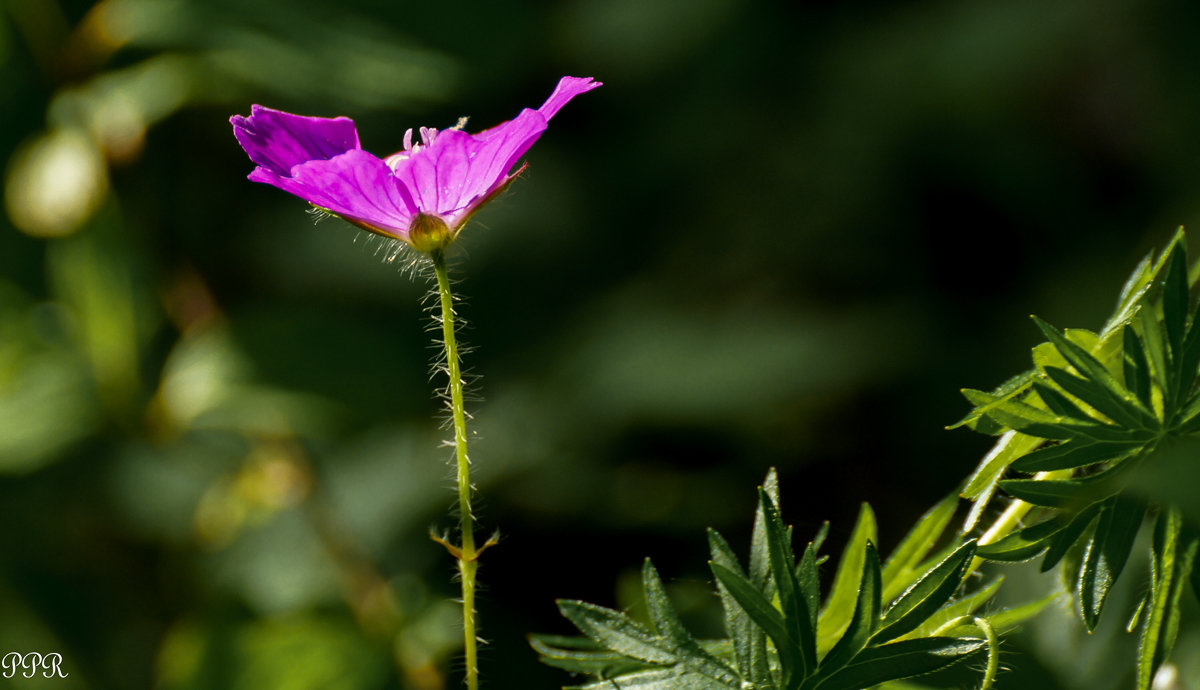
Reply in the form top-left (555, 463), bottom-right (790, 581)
top-left (954, 229), bottom-right (1200, 686)
top-left (534, 473), bottom-right (1044, 689)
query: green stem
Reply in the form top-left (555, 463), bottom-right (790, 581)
top-left (431, 250), bottom-right (479, 690)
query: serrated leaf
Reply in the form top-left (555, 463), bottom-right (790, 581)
top-left (641, 560), bottom-right (740, 685)
top-left (567, 666), bottom-right (733, 689)
top-left (976, 516), bottom-right (1068, 562)
top-left (1010, 439), bottom-right (1138, 473)
top-left (874, 540), bottom-right (976, 644)
top-left (818, 542), bottom-right (882, 678)
top-left (799, 542), bottom-right (820, 634)
top-left (708, 530), bottom-right (771, 687)
top-left (817, 504), bottom-right (877, 657)
top-left (881, 493), bottom-right (959, 603)
top-left (557, 600), bottom-right (677, 665)
top-left (750, 470), bottom-right (781, 591)
top-left (531, 635), bottom-right (655, 677)
top-left (810, 637), bottom-right (986, 690)
top-left (710, 561), bottom-right (796, 680)
top-left (1080, 496), bottom-right (1146, 631)
top-left (761, 489), bottom-right (817, 681)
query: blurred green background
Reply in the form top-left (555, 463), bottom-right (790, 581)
top-left (2, 0), bottom-right (1200, 688)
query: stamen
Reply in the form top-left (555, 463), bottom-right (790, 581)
top-left (420, 126), bottom-right (437, 145)
top-left (403, 128), bottom-right (414, 151)
top-left (451, 116), bottom-right (469, 131)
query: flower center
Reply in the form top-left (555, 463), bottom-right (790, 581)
top-left (407, 212), bottom-right (453, 252)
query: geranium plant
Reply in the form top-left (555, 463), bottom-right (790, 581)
top-left (233, 76), bottom-right (1200, 689)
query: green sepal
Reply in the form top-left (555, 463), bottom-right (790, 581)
top-left (874, 540), bottom-right (976, 643)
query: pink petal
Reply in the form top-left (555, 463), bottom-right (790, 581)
top-left (251, 149), bottom-right (418, 238)
top-left (231, 105), bottom-right (360, 176)
top-left (536, 76), bottom-right (602, 120)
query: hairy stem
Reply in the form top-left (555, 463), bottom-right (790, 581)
top-left (431, 250), bottom-right (479, 690)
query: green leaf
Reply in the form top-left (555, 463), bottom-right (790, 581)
top-left (881, 493), bottom-right (959, 603)
top-left (962, 430), bottom-right (1043, 503)
top-left (530, 635), bottom-right (654, 677)
top-left (557, 600), bottom-right (677, 665)
top-left (708, 530), bottom-right (771, 687)
top-left (1138, 298), bottom-right (1170, 395)
top-left (641, 560), bottom-right (740, 685)
top-left (906, 577), bottom-right (1003, 639)
top-left (761, 489), bottom-right (818, 681)
top-left (1124, 325), bottom-right (1154, 412)
top-left (1041, 366), bottom-right (1150, 431)
top-left (874, 540), bottom-right (976, 643)
top-left (810, 637), bottom-right (986, 690)
top-left (1138, 508), bottom-right (1183, 690)
top-left (710, 561), bottom-right (796, 677)
top-left (1032, 316), bottom-right (1156, 427)
top-left (1041, 501), bottom-right (1104, 573)
top-left (1174, 300), bottom-right (1200, 415)
top-left (1080, 496), bottom-right (1146, 631)
top-left (1010, 439), bottom-right (1138, 473)
top-left (976, 516), bottom-right (1068, 562)
top-left (750, 470), bottom-right (781, 591)
top-left (1161, 241), bottom-right (1189, 366)
top-left (948, 371), bottom-right (1035, 431)
top-left (817, 504), bottom-right (877, 657)
top-left (1032, 380), bottom-right (1093, 422)
top-left (567, 667), bottom-right (735, 689)
top-left (1000, 455), bottom-right (1140, 508)
top-left (982, 591), bottom-right (1063, 633)
top-left (818, 542), bottom-right (882, 678)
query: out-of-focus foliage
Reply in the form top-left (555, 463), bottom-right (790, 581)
top-left (4, 0), bottom-right (1200, 688)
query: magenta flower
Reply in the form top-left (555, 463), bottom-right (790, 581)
top-left (231, 76), bottom-right (601, 252)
